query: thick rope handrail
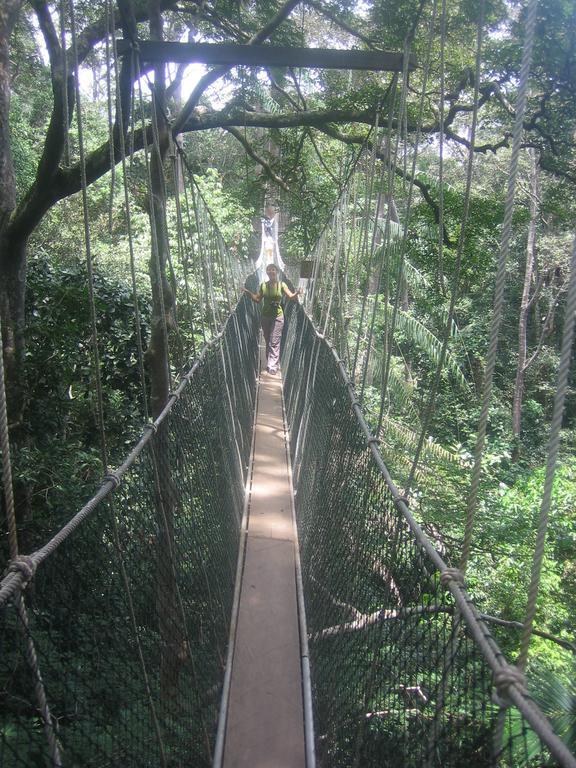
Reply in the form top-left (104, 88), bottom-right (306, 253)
top-left (297, 303), bottom-right (576, 768)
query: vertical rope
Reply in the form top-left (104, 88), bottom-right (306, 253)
top-left (0, 318), bottom-right (18, 562)
top-left (405, 0), bottom-right (484, 495)
top-left (173, 151), bottom-right (198, 359)
top-left (110, 36), bottom-right (150, 420)
top-left (436, 0), bottom-right (446, 294)
top-left (359, 82), bottom-right (401, 403)
top-left (68, 0), bottom-right (109, 472)
top-left (136, 67), bottom-right (172, 388)
top-left (104, 0), bottom-right (116, 234)
top-left (376, 12), bottom-right (437, 437)
top-left (351, 116), bottom-right (381, 381)
top-left (181, 169), bottom-right (208, 346)
top-left (58, 0), bottom-right (71, 165)
top-left (460, 0), bottom-right (539, 572)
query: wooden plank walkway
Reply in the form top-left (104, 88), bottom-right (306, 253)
top-left (219, 358), bottom-right (307, 768)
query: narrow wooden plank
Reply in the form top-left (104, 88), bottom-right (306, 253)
top-left (118, 40), bottom-right (415, 72)
top-left (222, 364), bottom-right (306, 768)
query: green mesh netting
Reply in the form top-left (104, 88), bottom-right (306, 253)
top-left (0, 298), bottom-right (259, 768)
top-left (282, 302), bottom-right (567, 768)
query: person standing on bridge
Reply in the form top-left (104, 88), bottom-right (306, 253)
top-left (242, 263), bottom-right (300, 375)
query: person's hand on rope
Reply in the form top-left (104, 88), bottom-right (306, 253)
top-left (242, 287), bottom-right (261, 303)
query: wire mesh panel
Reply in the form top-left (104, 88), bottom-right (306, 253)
top-left (282, 303), bottom-right (573, 768)
top-left (0, 299), bottom-right (259, 768)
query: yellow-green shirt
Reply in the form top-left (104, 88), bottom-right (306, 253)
top-left (260, 280), bottom-right (286, 318)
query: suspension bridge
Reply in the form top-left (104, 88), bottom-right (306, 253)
top-left (2, 0), bottom-right (576, 765)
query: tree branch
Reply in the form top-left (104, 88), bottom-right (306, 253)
top-left (172, 0), bottom-right (300, 136)
top-left (225, 127), bottom-right (289, 191)
top-left (313, 602), bottom-right (576, 654)
top-left (524, 283), bottom-right (564, 371)
top-left (316, 122), bottom-right (454, 247)
top-left (306, 0), bottom-right (375, 48)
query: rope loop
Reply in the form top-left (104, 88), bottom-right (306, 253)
top-left (493, 665), bottom-right (528, 707)
top-left (144, 422), bottom-right (158, 434)
top-left (440, 567), bottom-right (465, 588)
top-left (103, 472), bottom-right (121, 489)
top-left (5, 555), bottom-right (36, 587)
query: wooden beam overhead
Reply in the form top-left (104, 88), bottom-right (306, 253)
top-left (118, 41), bottom-right (415, 72)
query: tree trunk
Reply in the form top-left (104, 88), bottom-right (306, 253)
top-left (0, 0), bottom-right (23, 383)
top-left (512, 149), bottom-right (539, 457)
top-left (0, 0), bottom-right (21, 233)
top-left (0, 1), bottom-right (33, 546)
top-left (146, 0), bottom-right (185, 705)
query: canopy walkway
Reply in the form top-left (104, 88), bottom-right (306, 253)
top-left (2, 0), bottom-right (576, 764)
top-left (2, 295), bottom-right (576, 767)
top-left (217, 343), bottom-right (309, 768)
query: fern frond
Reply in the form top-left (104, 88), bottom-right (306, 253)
top-left (394, 309), bottom-right (470, 392)
top-left (382, 417), bottom-right (464, 466)
top-left (372, 353), bottom-right (417, 417)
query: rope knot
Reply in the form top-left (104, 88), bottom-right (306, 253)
top-left (440, 568), bottom-right (465, 587)
top-left (5, 555), bottom-right (36, 586)
top-left (493, 665), bottom-right (528, 707)
top-left (169, 390), bottom-right (180, 401)
top-left (367, 437), bottom-right (380, 447)
top-left (103, 472), bottom-right (121, 489)
top-left (144, 422), bottom-right (158, 434)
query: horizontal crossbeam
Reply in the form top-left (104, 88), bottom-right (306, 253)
top-left (118, 41), bottom-right (415, 72)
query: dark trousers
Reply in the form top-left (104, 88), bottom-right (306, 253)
top-left (261, 314), bottom-right (284, 372)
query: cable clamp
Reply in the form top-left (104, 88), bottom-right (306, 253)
top-left (103, 472), bottom-right (121, 489)
top-left (4, 555), bottom-right (36, 587)
top-left (440, 568), bottom-right (465, 587)
top-left (493, 665), bottom-right (528, 707)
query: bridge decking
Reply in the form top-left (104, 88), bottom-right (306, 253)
top-left (220, 354), bottom-right (306, 768)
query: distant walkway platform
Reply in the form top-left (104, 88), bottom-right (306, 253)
top-left (218, 351), bottom-right (308, 768)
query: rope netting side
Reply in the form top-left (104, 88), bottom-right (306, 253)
top-left (0, 298), bottom-right (259, 768)
top-left (282, 303), bottom-right (576, 768)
